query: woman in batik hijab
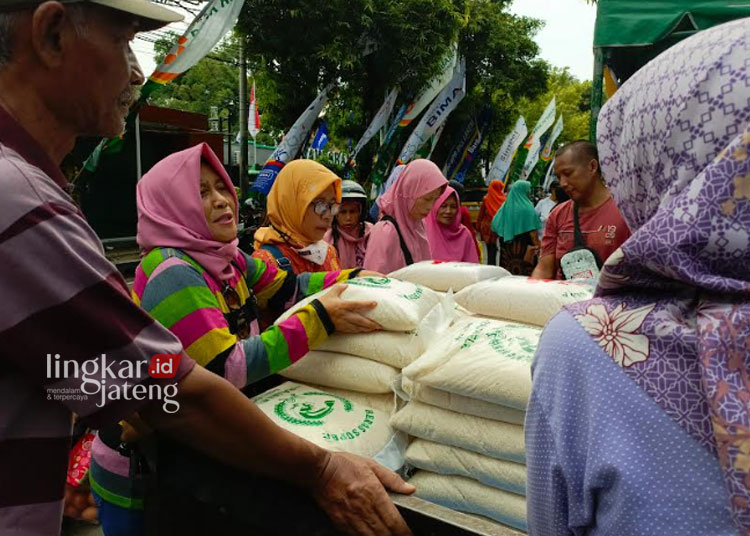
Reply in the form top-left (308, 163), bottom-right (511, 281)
top-left (526, 19), bottom-right (750, 535)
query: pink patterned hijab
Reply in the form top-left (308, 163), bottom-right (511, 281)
top-left (425, 187), bottom-right (479, 263)
top-left (137, 143), bottom-right (239, 283)
top-left (566, 20), bottom-right (750, 531)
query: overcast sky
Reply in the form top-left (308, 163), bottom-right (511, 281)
top-left (510, 0), bottom-right (597, 81)
top-left (133, 0), bottom-right (597, 84)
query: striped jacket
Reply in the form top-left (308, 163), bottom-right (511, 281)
top-left (91, 247), bottom-right (356, 508)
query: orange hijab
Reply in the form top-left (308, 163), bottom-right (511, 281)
top-left (483, 180), bottom-right (507, 218)
top-left (254, 159), bottom-right (342, 247)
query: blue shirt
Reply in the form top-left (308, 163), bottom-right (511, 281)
top-left (525, 311), bottom-right (736, 535)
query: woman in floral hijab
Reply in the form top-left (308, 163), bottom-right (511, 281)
top-left (526, 19), bottom-right (750, 535)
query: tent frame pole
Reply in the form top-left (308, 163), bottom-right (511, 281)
top-left (589, 47), bottom-right (605, 141)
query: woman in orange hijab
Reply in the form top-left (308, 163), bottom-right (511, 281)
top-left (476, 180), bottom-right (507, 265)
top-left (253, 160), bottom-right (344, 274)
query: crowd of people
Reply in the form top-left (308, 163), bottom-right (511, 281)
top-left (0, 0), bottom-right (748, 535)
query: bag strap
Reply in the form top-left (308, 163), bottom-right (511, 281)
top-left (572, 204), bottom-right (586, 249)
top-left (381, 215), bottom-right (414, 266)
top-left (571, 204), bottom-right (603, 268)
top-left (260, 244), bottom-right (297, 313)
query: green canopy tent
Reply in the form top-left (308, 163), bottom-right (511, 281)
top-left (590, 1), bottom-right (750, 137)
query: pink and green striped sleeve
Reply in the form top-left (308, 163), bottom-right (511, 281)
top-left (131, 249), bottom-right (347, 388)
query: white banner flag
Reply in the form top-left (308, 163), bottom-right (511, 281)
top-left (523, 97), bottom-right (556, 149)
top-left (540, 115), bottom-right (563, 162)
top-left (543, 158), bottom-right (557, 191)
top-left (149, 0), bottom-right (246, 85)
top-left (521, 140), bottom-right (543, 180)
top-left (252, 85), bottom-right (332, 194)
top-left (399, 44), bottom-right (458, 127)
top-left (351, 88), bottom-right (399, 158)
top-left (486, 116), bottom-right (527, 185)
top-left (398, 57), bottom-right (466, 165)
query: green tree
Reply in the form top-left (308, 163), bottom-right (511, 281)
top-left (145, 1), bottom-right (550, 185)
top-left (518, 67), bottom-right (592, 147)
top-left (503, 67), bottom-right (592, 186)
top-left (430, 0), bottom-right (550, 186)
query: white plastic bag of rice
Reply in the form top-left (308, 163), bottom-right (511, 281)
top-left (390, 401), bottom-right (525, 463)
top-left (455, 275), bottom-right (595, 326)
top-left (390, 261), bottom-right (510, 292)
top-left (400, 377), bottom-right (525, 425)
top-left (277, 277), bottom-right (441, 331)
top-left (409, 471), bottom-right (527, 532)
top-left (252, 382), bottom-right (403, 468)
top-left (403, 317), bottom-right (541, 410)
top-left (316, 295), bottom-right (457, 368)
top-left (406, 439), bottom-right (527, 496)
top-left (280, 351), bottom-right (399, 394)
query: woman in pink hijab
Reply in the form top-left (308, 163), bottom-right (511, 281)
top-left (364, 159), bottom-right (447, 273)
top-left (93, 142), bottom-right (382, 531)
top-left (425, 186), bottom-right (479, 263)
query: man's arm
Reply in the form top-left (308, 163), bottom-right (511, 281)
top-left (532, 208), bottom-right (559, 279)
top-left (532, 254), bottom-right (556, 279)
top-left (142, 366), bottom-right (414, 536)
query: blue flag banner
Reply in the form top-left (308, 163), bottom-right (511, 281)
top-left (312, 120), bottom-right (329, 150)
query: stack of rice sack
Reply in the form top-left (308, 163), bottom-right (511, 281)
top-left (392, 317), bottom-right (537, 532)
top-left (390, 277), bottom-right (595, 532)
top-left (264, 277), bottom-right (452, 468)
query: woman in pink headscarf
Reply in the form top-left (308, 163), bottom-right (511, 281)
top-left (91, 143), bottom-right (381, 530)
top-left (425, 186), bottom-right (479, 263)
top-left (364, 159), bottom-right (447, 273)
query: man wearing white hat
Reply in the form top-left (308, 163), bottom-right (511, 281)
top-left (0, 2), bottom-right (414, 535)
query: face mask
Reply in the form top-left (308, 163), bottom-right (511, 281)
top-left (294, 240), bottom-right (329, 265)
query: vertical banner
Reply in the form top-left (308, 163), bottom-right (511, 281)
top-left (520, 97), bottom-right (557, 181)
top-left (453, 107), bottom-right (492, 184)
top-left (486, 116), bottom-right (527, 185)
top-left (543, 158), bottom-right (557, 191)
top-left (80, 0), bottom-right (247, 176)
top-left (397, 57), bottom-right (466, 165)
top-left (350, 88), bottom-right (399, 159)
top-left (147, 0), bottom-right (246, 90)
top-left (443, 117), bottom-right (477, 178)
top-left (369, 45), bottom-right (458, 185)
top-left (398, 45), bottom-right (458, 129)
top-left (540, 115), bottom-right (563, 162)
top-left (252, 85), bottom-right (331, 194)
top-left (523, 97), bottom-right (556, 149)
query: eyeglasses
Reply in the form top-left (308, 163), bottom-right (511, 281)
top-left (222, 286), bottom-right (258, 340)
top-left (311, 200), bottom-right (340, 217)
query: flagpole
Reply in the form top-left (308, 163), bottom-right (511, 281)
top-left (238, 38), bottom-right (249, 201)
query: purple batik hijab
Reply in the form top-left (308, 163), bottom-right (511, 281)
top-left (566, 19), bottom-right (750, 531)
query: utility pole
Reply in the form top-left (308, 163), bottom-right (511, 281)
top-left (238, 37), bottom-right (249, 201)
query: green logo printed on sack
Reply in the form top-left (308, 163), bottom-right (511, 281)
top-left (400, 287), bottom-right (423, 301)
top-left (322, 410), bottom-right (377, 444)
top-left (346, 277), bottom-right (392, 289)
top-left (274, 392), bottom-right (353, 427)
top-left (484, 324), bottom-right (539, 362)
top-left (458, 321), bottom-right (490, 349)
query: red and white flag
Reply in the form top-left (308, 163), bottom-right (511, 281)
top-left (248, 82), bottom-right (260, 139)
